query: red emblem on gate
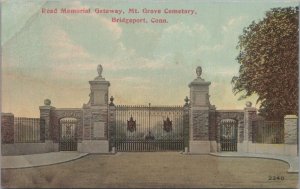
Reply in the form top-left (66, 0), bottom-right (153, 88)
top-left (127, 116), bottom-right (136, 132)
top-left (163, 117), bottom-right (172, 132)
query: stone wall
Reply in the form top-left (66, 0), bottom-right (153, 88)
top-left (49, 108), bottom-right (83, 143)
top-left (244, 106), bottom-right (257, 142)
top-left (82, 108), bottom-right (92, 140)
top-left (208, 109), bottom-right (216, 141)
top-left (91, 108), bottom-right (109, 140)
top-left (192, 109), bottom-right (209, 140)
top-left (2, 141), bottom-right (58, 155)
top-left (1, 113), bottom-right (14, 144)
top-left (108, 103), bottom-right (116, 151)
top-left (40, 104), bottom-right (53, 140)
top-left (246, 143), bottom-right (298, 156)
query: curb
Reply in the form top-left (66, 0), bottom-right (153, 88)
top-left (181, 152), bottom-right (298, 173)
top-left (209, 153), bottom-right (298, 173)
top-left (2, 153), bottom-right (89, 169)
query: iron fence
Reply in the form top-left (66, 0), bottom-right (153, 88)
top-left (252, 120), bottom-right (284, 144)
top-left (14, 117), bottom-right (44, 143)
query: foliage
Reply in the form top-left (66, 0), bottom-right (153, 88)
top-left (232, 7), bottom-right (299, 120)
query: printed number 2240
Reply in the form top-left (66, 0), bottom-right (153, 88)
top-left (269, 176), bottom-right (284, 180)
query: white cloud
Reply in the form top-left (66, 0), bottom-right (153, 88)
top-left (136, 56), bottom-right (166, 69)
top-left (97, 17), bottom-right (122, 39)
top-left (60, 1), bottom-right (122, 39)
top-left (164, 22), bottom-right (190, 34)
top-left (196, 44), bottom-right (224, 53)
top-left (45, 27), bottom-right (93, 62)
top-left (164, 22), bottom-right (207, 37)
top-left (222, 16), bottom-right (245, 32)
top-left (91, 41), bottom-right (170, 71)
top-left (193, 24), bottom-right (206, 33)
top-left (135, 27), bottom-right (159, 35)
top-left (39, 27), bottom-right (100, 79)
top-left (101, 54), bottom-right (169, 71)
top-left (111, 76), bottom-right (150, 83)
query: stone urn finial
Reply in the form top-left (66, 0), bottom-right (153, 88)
top-left (196, 66), bottom-right (202, 78)
top-left (95, 64), bottom-right (105, 80)
top-left (109, 96), bottom-right (115, 106)
top-left (97, 64), bottom-right (103, 78)
top-left (245, 101), bottom-right (252, 108)
top-left (184, 96), bottom-right (189, 106)
top-left (44, 99), bottom-right (51, 106)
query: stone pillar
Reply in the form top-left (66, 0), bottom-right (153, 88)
top-left (1, 113), bottom-right (14, 144)
top-left (284, 115), bottom-right (298, 156)
top-left (188, 66), bottom-right (212, 154)
top-left (39, 99), bottom-right (59, 152)
top-left (79, 64), bottom-right (110, 153)
top-left (39, 99), bottom-right (55, 141)
top-left (108, 96), bottom-right (116, 152)
top-left (284, 115), bottom-right (298, 144)
top-left (240, 102), bottom-right (257, 153)
top-left (209, 107), bottom-right (217, 152)
top-left (183, 97), bottom-right (190, 151)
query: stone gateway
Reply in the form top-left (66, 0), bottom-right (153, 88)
top-left (2, 64), bottom-right (296, 157)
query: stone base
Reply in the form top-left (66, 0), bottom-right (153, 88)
top-left (284, 144), bottom-right (298, 156)
top-left (78, 140), bottom-right (109, 153)
top-left (238, 141), bottom-right (298, 156)
top-left (45, 140), bottom-right (59, 152)
top-left (210, 141), bottom-right (217, 152)
top-left (237, 141), bottom-right (248, 153)
top-left (1, 140), bottom-right (59, 156)
top-left (189, 141), bottom-right (211, 154)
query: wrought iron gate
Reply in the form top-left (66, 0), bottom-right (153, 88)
top-left (59, 118), bottom-right (77, 151)
top-left (115, 104), bottom-right (184, 152)
top-left (220, 119), bottom-right (237, 151)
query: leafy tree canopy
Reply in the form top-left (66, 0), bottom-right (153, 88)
top-left (232, 7), bottom-right (299, 120)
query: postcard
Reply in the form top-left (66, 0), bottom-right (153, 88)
top-left (1, 0), bottom-right (299, 188)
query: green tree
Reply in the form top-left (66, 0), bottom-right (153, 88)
top-left (232, 7), bottom-right (299, 120)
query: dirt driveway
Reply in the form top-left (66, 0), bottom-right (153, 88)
top-left (2, 152), bottom-right (298, 188)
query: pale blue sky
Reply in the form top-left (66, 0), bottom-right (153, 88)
top-left (2, 0), bottom-right (299, 117)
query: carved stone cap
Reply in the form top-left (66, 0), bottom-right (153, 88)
top-left (188, 80), bottom-right (211, 88)
top-left (244, 105), bottom-right (256, 111)
top-left (1, 113), bottom-right (14, 116)
top-left (89, 80), bottom-right (110, 86)
top-left (39, 106), bottom-right (55, 110)
top-left (245, 101), bottom-right (252, 107)
top-left (284, 115), bottom-right (298, 119)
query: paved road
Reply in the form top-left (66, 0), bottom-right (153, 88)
top-left (2, 152), bottom-right (298, 188)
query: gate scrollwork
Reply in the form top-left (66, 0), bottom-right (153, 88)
top-left (127, 116), bottom-right (136, 132)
